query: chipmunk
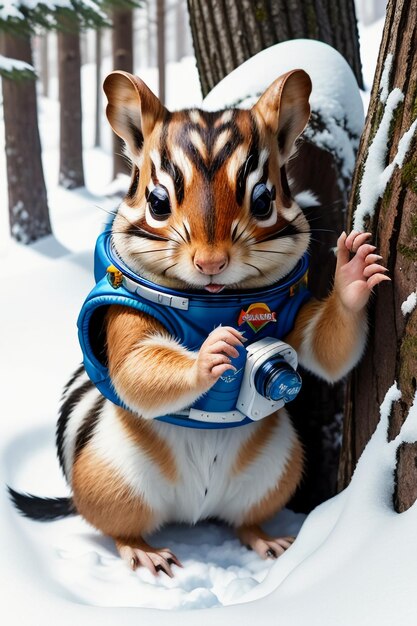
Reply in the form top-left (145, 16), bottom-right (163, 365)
top-left (9, 69), bottom-right (389, 578)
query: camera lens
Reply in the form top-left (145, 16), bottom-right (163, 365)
top-left (254, 356), bottom-right (302, 403)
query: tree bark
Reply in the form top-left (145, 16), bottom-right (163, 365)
top-left (187, 0), bottom-right (363, 97)
top-left (112, 7), bottom-right (134, 178)
top-left (0, 32), bottom-right (51, 243)
top-left (338, 0), bottom-right (417, 514)
top-left (57, 15), bottom-right (85, 189)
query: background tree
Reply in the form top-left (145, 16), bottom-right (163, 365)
top-left (57, 12), bottom-right (85, 189)
top-left (0, 1), bottom-right (109, 242)
top-left (338, 0), bottom-right (417, 512)
top-left (1, 10), bottom-right (51, 244)
top-left (187, 0), bottom-right (363, 98)
top-left (112, 3), bottom-right (133, 178)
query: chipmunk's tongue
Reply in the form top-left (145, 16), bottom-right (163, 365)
top-left (204, 283), bottom-right (225, 294)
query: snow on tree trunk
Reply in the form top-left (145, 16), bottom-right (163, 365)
top-left (58, 15), bottom-right (85, 189)
top-left (187, 0), bottom-right (363, 97)
top-left (112, 6), bottom-right (133, 179)
top-left (338, 0), bottom-right (417, 513)
top-left (0, 32), bottom-right (51, 244)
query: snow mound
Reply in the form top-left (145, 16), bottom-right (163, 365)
top-left (203, 39), bottom-right (364, 187)
top-left (3, 242), bottom-right (417, 625)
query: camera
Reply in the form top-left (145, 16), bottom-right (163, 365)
top-left (236, 338), bottom-right (302, 421)
top-left (190, 337), bottom-right (302, 424)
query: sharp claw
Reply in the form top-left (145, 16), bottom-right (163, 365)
top-left (156, 563), bottom-right (174, 578)
top-left (266, 548), bottom-right (277, 559)
top-left (130, 556), bottom-right (138, 571)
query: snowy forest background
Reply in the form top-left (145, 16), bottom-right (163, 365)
top-left (2, 0), bottom-right (417, 624)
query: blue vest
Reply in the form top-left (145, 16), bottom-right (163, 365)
top-left (77, 224), bottom-right (311, 429)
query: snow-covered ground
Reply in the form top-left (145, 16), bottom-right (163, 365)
top-left (3, 13), bottom-right (417, 626)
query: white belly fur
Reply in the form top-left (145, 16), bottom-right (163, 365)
top-left (89, 403), bottom-right (298, 527)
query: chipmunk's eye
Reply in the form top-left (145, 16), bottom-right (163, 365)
top-left (251, 183), bottom-right (275, 220)
top-left (148, 186), bottom-right (171, 221)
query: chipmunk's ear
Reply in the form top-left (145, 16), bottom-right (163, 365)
top-left (103, 71), bottom-right (168, 159)
top-left (253, 69), bottom-right (312, 164)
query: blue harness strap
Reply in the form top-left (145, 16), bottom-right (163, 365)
top-left (78, 225), bottom-right (311, 428)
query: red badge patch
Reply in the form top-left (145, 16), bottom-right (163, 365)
top-left (238, 302), bottom-right (277, 333)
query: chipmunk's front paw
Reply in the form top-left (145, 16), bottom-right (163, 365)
top-left (192, 326), bottom-right (246, 390)
top-left (334, 230), bottom-right (390, 313)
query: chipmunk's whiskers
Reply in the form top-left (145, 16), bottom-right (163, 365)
top-left (169, 225), bottom-right (188, 245)
top-left (244, 262), bottom-right (266, 277)
top-left (162, 262), bottom-right (178, 276)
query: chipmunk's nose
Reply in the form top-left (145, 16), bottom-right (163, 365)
top-left (194, 250), bottom-right (228, 275)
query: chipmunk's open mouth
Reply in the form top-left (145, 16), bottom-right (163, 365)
top-left (204, 283), bottom-right (225, 294)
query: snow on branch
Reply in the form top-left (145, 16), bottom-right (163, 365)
top-left (0, 53), bottom-right (36, 78)
top-left (353, 55), bottom-right (417, 231)
top-left (0, 1), bottom-right (110, 32)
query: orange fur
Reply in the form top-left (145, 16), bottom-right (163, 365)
top-left (72, 446), bottom-right (156, 540)
top-left (106, 305), bottom-right (200, 415)
top-left (286, 293), bottom-right (366, 378)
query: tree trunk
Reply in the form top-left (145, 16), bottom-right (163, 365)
top-left (57, 16), bottom-right (85, 189)
top-left (94, 28), bottom-right (102, 148)
top-left (112, 7), bottom-right (134, 178)
top-left (338, 0), bottom-right (417, 514)
top-left (157, 0), bottom-right (166, 104)
top-left (187, 0), bottom-right (363, 97)
top-left (0, 32), bottom-right (51, 243)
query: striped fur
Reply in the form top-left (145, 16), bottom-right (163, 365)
top-left (103, 71), bottom-right (312, 293)
top-left (11, 71), bottom-right (380, 570)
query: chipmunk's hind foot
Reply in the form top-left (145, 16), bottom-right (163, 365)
top-left (116, 538), bottom-right (183, 578)
top-left (237, 524), bottom-right (295, 560)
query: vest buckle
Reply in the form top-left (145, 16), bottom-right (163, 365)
top-left (107, 264), bottom-right (123, 289)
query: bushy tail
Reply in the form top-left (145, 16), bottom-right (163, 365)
top-left (7, 486), bottom-right (76, 521)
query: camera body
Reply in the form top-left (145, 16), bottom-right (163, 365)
top-left (189, 337), bottom-right (302, 424)
top-left (237, 338), bottom-right (302, 421)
